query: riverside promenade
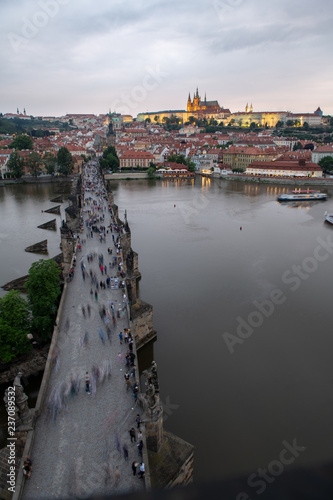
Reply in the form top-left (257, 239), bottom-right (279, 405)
top-left (22, 165), bottom-right (146, 499)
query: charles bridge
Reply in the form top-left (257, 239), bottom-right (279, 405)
top-left (0, 163), bottom-right (193, 500)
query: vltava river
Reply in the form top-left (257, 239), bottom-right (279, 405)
top-left (2, 177), bottom-right (333, 484)
top-left (111, 177), bottom-right (333, 482)
top-left (0, 181), bottom-right (71, 298)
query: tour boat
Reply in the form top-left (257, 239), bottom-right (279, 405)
top-left (277, 189), bottom-right (328, 202)
top-left (325, 214), bottom-right (333, 225)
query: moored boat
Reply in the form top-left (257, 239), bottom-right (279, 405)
top-left (277, 189), bottom-right (328, 202)
top-left (325, 214), bottom-right (333, 225)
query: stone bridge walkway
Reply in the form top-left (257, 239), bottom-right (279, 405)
top-left (22, 166), bottom-right (146, 499)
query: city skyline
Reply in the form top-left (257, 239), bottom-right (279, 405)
top-left (1, 0), bottom-right (333, 118)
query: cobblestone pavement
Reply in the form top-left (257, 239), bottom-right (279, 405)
top-left (22, 166), bottom-right (146, 499)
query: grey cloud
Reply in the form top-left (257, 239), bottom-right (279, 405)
top-left (0, 0), bottom-right (333, 115)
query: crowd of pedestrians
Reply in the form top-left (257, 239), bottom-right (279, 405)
top-left (62, 162), bottom-right (146, 489)
top-left (80, 162), bottom-right (146, 487)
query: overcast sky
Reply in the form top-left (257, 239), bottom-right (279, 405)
top-left (1, 0), bottom-right (333, 118)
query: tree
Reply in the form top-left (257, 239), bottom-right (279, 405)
top-left (57, 146), bottom-right (74, 176)
top-left (99, 145), bottom-right (119, 171)
top-left (286, 120), bottom-right (294, 127)
top-left (250, 122), bottom-right (257, 129)
top-left (166, 154), bottom-right (195, 172)
top-left (188, 116), bottom-right (196, 124)
top-left (167, 154), bottom-right (186, 165)
top-left (293, 142), bottom-right (303, 151)
top-left (169, 114), bottom-right (180, 124)
top-left (275, 121), bottom-right (284, 128)
top-left (31, 129), bottom-right (44, 138)
top-left (303, 122), bottom-right (309, 130)
top-left (9, 134), bottom-right (33, 150)
top-left (105, 153), bottom-right (119, 171)
top-left (7, 151), bottom-right (24, 178)
top-left (147, 166), bottom-right (156, 178)
top-left (186, 159), bottom-right (196, 172)
top-left (154, 115), bottom-right (159, 123)
top-left (318, 156), bottom-right (333, 173)
top-left (103, 145), bottom-right (117, 158)
top-left (26, 259), bottom-right (61, 339)
top-left (43, 152), bottom-right (57, 175)
top-left (0, 290), bottom-right (32, 363)
top-left (144, 118), bottom-right (151, 124)
top-left (26, 151), bottom-right (42, 177)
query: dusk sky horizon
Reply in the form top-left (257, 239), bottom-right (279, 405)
top-left (1, 0), bottom-right (333, 118)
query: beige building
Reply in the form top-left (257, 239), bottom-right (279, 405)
top-left (119, 150), bottom-right (155, 169)
top-left (312, 145), bottom-right (333, 164)
top-left (246, 160), bottom-right (322, 178)
top-left (229, 105), bottom-right (323, 128)
top-left (222, 146), bottom-right (278, 170)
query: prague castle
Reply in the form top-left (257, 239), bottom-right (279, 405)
top-left (187, 88), bottom-right (226, 115)
top-left (137, 88), bottom-right (231, 123)
top-left (137, 89), bottom-right (323, 127)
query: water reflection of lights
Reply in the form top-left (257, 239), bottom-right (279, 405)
top-left (161, 179), bottom-right (194, 189)
top-left (201, 176), bottom-right (211, 191)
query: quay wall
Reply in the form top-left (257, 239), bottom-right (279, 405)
top-left (209, 173), bottom-right (333, 187)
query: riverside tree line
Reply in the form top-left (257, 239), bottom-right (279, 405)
top-left (0, 259), bottom-right (61, 364)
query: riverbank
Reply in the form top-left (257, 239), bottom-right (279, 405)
top-left (106, 171), bottom-right (333, 186)
top-left (209, 173), bottom-right (333, 187)
top-left (105, 172), bottom-right (149, 180)
top-left (0, 175), bottom-right (76, 187)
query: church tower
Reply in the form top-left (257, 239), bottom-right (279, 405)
top-left (106, 119), bottom-right (116, 147)
top-left (193, 88), bottom-right (201, 111)
top-left (250, 103), bottom-right (253, 113)
top-left (245, 103), bottom-right (249, 113)
top-left (187, 92), bottom-right (192, 113)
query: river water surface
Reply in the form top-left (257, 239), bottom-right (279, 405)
top-left (111, 177), bottom-right (333, 483)
top-left (1, 177), bottom-right (333, 484)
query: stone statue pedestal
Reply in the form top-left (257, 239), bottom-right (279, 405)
top-left (3, 373), bottom-right (34, 431)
